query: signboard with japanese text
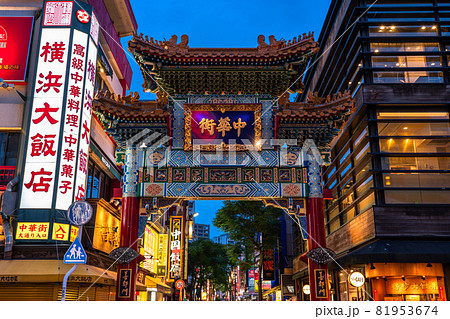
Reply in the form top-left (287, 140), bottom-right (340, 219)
top-left (51, 222), bottom-right (70, 241)
top-left (15, 222), bottom-right (49, 240)
top-left (157, 234), bottom-right (167, 277)
top-left (184, 104), bottom-right (262, 151)
top-left (167, 216), bottom-right (183, 281)
top-left (263, 249), bottom-right (275, 281)
top-left (314, 269), bottom-right (328, 299)
top-left (19, 0), bottom-right (99, 211)
top-left (140, 225), bottom-right (158, 273)
top-left (0, 16), bottom-right (34, 82)
top-left (118, 269), bottom-right (132, 298)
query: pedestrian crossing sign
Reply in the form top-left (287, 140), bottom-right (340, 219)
top-left (63, 237), bottom-right (87, 264)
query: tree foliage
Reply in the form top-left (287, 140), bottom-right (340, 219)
top-left (213, 201), bottom-right (282, 300)
top-left (187, 238), bottom-right (233, 300)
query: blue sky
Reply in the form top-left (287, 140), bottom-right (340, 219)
top-left (121, 0), bottom-right (332, 238)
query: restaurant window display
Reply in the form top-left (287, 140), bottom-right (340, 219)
top-left (366, 263), bottom-right (446, 301)
top-left (337, 267), bottom-right (369, 301)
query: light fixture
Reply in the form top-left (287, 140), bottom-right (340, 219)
top-left (421, 276), bottom-right (426, 281)
top-left (193, 212), bottom-right (199, 218)
top-left (383, 276), bottom-right (387, 282)
top-left (370, 263), bottom-right (376, 270)
top-left (427, 263), bottom-right (432, 268)
top-left (380, 26), bottom-right (385, 30)
top-left (390, 26), bottom-right (395, 30)
top-left (374, 49), bottom-right (380, 53)
top-left (402, 276), bottom-right (405, 282)
top-left (432, 26), bottom-right (437, 30)
top-left (421, 26), bottom-right (426, 30)
top-left (403, 127), bottom-right (408, 130)
top-left (100, 68), bottom-right (104, 73)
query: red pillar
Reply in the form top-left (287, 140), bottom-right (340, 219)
top-left (307, 197), bottom-right (330, 301)
top-left (116, 146), bottom-right (139, 301)
top-left (306, 153), bottom-right (330, 301)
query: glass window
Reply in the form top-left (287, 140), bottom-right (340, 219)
top-left (356, 176), bottom-right (373, 197)
top-left (355, 143), bottom-right (370, 162)
top-left (0, 133), bottom-right (19, 166)
top-left (328, 206), bottom-right (339, 221)
top-left (380, 138), bottom-right (450, 153)
top-left (369, 25), bottom-right (438, 37)
top-left (340, 149), bottom-right (351, 164)
top-left (373, 71), bottom-right (443, 83)
top-left (342, 192), bottom-right (355, 209)
top-left (381, 156), bottom-right (450, 170)
top-left (377, 111), bottom-right (449, 119)
top-left (329, 217), bottom-right (340, 234)
top-left (356, 161), bottom-right (372, 182)
top-left (371, 56), bottom-right (442, 68)
top-left (91, 168), bottom-right (100, 198)
top-left (342, 208), bottom-right (356, 224)
top-left (378, 122), bottom-right (450, 136)
top-left (383, 173), bottom-right (450, 187)
top-left (371, 42), bottom-right (439, 52)
top-left (341, 163), bottom-right (352, 177)
top-left (354, 128), bottom-right (368, 147)
top-left (357, 193), bottom-right (375, 214)
top-left (385, 190), bottom-right (450, 204)
top-left (327, 166), bottom-right (336, 179)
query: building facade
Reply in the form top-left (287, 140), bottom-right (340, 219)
top-left (0, 0), bottom-right (138, 300)
top-left (193, 223), bottom-right (210, 241)
top-left (293, 0), bottom-right (450, 302)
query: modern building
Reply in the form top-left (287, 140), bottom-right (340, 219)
top-left (193, 223), bottom-right (210, 241)
top-left (0, 0), bottom-right (138, 300)
top-left (212, 233), bottom-right (235, 245)
top-left (293, 0), bottom-right (450, 302)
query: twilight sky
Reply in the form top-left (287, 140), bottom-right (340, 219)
top-left (121, 0), bottom-right (332, 238)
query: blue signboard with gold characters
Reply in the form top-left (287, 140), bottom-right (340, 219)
top-left (184, 104), bottom-right (262, 151)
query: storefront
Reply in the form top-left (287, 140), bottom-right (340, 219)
top-left (366, 263), bottom-right (446, 301)
top-left (0, 260), bottom-right (117, 301)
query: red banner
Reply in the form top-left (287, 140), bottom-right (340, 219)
top-left (0, 16), bottom-right (34, 82)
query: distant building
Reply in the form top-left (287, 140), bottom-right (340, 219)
top-left (193, 223), bottom-right (210, 240)
top-left (213, 234), bottom-right (235, 245)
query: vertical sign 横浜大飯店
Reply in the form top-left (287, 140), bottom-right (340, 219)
top-left (0, 16), bottom-right (34, 82)
top-left (314, 269), bottom-right (328, 299)
top-left (167, 216), bottom-right (183, 281)
top-left (19, 0), bottom-right (99, 211)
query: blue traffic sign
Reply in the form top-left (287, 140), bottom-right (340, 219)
top-left (67, 200), bottom-right (93, 226)
top-left (64, 237), bottom-right (87, 264)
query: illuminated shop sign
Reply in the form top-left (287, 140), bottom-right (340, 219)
top-left (167, 216), bottom-right (183, 281)
top-left (349, 272), bottom-right (365, 288)
top-left (184, 104), bottom-right (262, 151)
top-left (0, 17), bottom-right (34, 82)
top-left (19, 0), bottom-right (99, 210)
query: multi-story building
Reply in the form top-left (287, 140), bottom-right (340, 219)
top-left (213, 233), bottom-right (235, 245)
top-left (0, 0), bottom-right (138, 300)
top-left (193, 223), bottom-right (210, 241)
top-left (293, 0), bottom-right (450, 302)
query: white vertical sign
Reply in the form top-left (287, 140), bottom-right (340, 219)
top-left (20, 28), bottom-right (70, 209)
top-left (73, 37), bottom-right (97, 201)
top-left (55, 30), bottom-right (89, 210)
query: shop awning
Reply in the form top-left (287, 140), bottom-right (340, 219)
top-left (145, 276), bottom-right (172, 294)
top-left (332, 240), bottom-right (450, 267)
top-left (0, 260), bottom-right (116, 286)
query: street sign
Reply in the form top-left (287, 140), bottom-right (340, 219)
top-left (175, 279), bottom-right (185, 290)
top-left (67, 200), bottom-right (93, 226)
top-left (63, 237), bottom-right (87, 264)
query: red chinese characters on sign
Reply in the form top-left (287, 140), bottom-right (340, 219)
top-left (168, 216), bottom-right (183, 281)
top-left (43, 1), bottom-right (73, 26)
top-left (55, 30), bottom-right (88, 210)
top-left (15, 222), bottom-right (50, 240)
